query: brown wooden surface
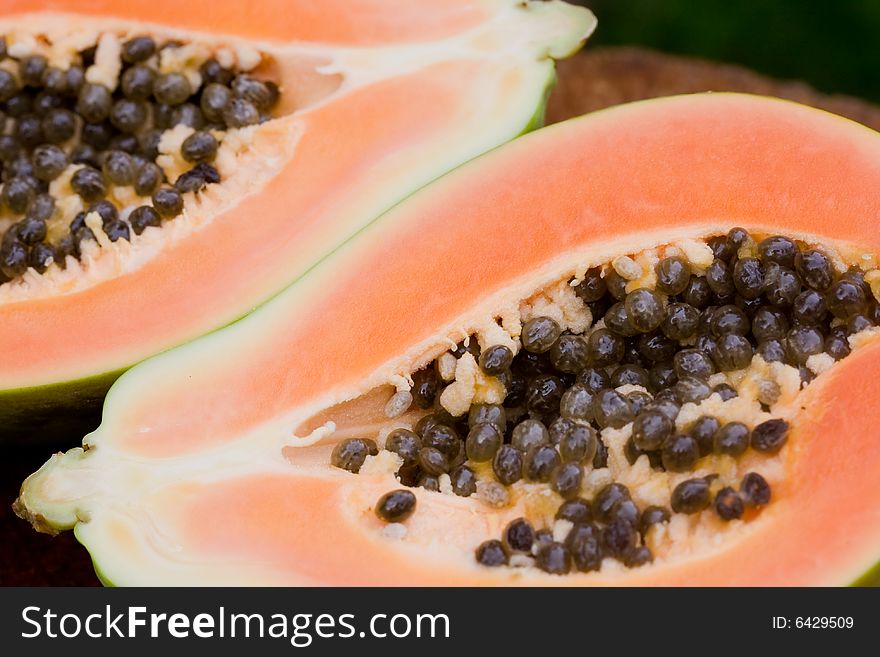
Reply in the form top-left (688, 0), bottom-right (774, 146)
top-left (3, 46), bottom-right (879, 587)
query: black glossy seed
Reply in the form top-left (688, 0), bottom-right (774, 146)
top-left (624, 546), bottom-right (654, 568)
top-left (763, 264), bottom-right (801, 307)
top-left (88, 199), bottom-right (118, 226)
top-left (714, 421), bottom-right (749, 457)
top-left (407, 368), bottom-right (437, 410)
top-left (2, 176), bottom-right (36, 213)
top-left (450, 465), bottom-right (477, 497)
top-left (549, 334), bottom-right (589, 373)
top-left (557, 384), bottom-right (591, 422)
top-left (384, 428), bottom-right (421, 464)
top-left (421, 423), bottom-right (458, 457)
top-left (639, 505), bottom-right (670, 535)
top-left (795, 249), bottom-right (833, 291)
top-left (0, 69), bottom-right (20, 102)
top-left (690, 415), bottom-right (721, 457)
top-left (637, 331), bottom-right (675, 363)
top-left (16, 216), bottom-right (46, 245)
top-left (80, 121), bottom-right (113, 150)
top-left (222, 97), bottom-right (260, 127)
top-left (786, 326), bottom-right (824, 365)
top-left (671, 478), bottom-right (711, 514)
top-left (713, 333), bottom-right (753, 371)
top-left (417, 473), bottom-right (440, 492)
top-left (625, 288), bottom-right (666, 333)
top-left (375, 489), bottom-right (416, 522)
top-left (825, 335), bottom-right (851, 360)
top-left (77, 84), bottom-right (112, 123)
top-left (627, 390), bottom-right (653, 416)
top-left (592, 388), bottom-right (634, 429)
top-left (847, 313), bottom-right (874, 335)
top-left (604, 269), bottom-right (629, 300)
top-left (574, 369), bottom-right (609, 396)
top-left (475, 344), bottom-right (511, 376)
top-left (592, 483), bottom-right (630, 524)
top-left (27, 194), bottom-right (55, 222)
top-left (128, 205), bottom-right (161, 235)
top-left (758, 235), bottom-right (798, 268)
top-left (417, 446), bottom-right (449, 476)
top-left (566, 523), bottom-right (603, 572)
top-left (179, 130), bottom-right (218, 164)
top-left (556, 498), bottom-right (593, 524)
top-left (522, 316), bottom-right (562, 353)
top-left (711, 305), bottom-right (750, 336)
top-left (604, 301), bottom-right (639, 337)
top-left (674, 376), bottom-right (712, 404)
top-left (655, 256), bottom-right (691, 295)
top-left (706, 259), bottom-right (735, 298)
top-left (662, 302), bottom-right (700, 341)
top-left (510, 419), bottom-right (550, 452)
top-left (231, 74), bottom-right (272, 109)
top-left (610, 499), bottom-right (640, 528)
top-left (0, 239), bottom-right (28, 278)
top-left (41, 108), bottom-right (76, 144)
top-left (110, 98), bottom-right (147, 133)
top-left (708, 234), bottom-right (736, 261)
top-left (0, 134), bottom-right (19, 162)
top-left (170, 103), bottom-right (205, 129)
top-left (526, 374), bottom-right (564, 414)
top-left (465, 423), bottom-right (503, 462)
top-left (714, 487), bottom-right (744, 521)
top-left (673, 348), bottom-right (715, 380)
top-left (551, 462), bottom-right (583, 499)
top-left (535, 542), bottom-right (571, 574)
top-left (740, 472), bottom-right (771, 507)
top-left (31, 145), bottom-right (67, 182)
top-left (826, 279), bottom-right (867, 319)
top-left (611, 365), bottom-right (649, 389)
top-left (492, 445), bottom-right (523, 486)
top-left (603, 518), bottom-right (637, 558)
top-left (559, 425), bottom-right (597, 464)
top-left (133, 162), bottom-right (162, 197)
top-left (173, 168), bottom-right (207, 193)
top-left (103, 219), bottom-right (130, 242)
top-left (200, 58), bottom-right (233, 86)
top-left (750, 418), bottom-right (789, 454)
top-left (153, 72), bottom-right (192, 105)
top-left (586, 328), bottom-right (623, 366)
top-left (661, 434), bottom-right (699, 472)
top-left (330, 438), bottom-right (378, 473)
top-left (591, 437), bottom-right (608, 469)
top-left (792, 289), bottom-right (828, 326)
top-left (16, 114), bottom-right (43, 147)
top-left (631, 410), bottom-right (672, 451)
top-left (523, 445), bottom-right (561, 483)
top-left (151, 186), bottom-right (184, 217)
top-left (122, 36), bottom-right (156, 63)
top-left (679, 276), bottom-right (709, 309)
top-left (733, 257), bottom-right (764, 299)
top-left (99, 150), bottom-right (134, 186)
top-left (28, 242), bottom-right (56, 273)
top-left (752, 307), bottom-right (789, 341)
top-left (503, 518), bottom-right (535, 553)
top-left (20, 54), bottom-right (47, 87)
top-left (199, 82), bottom-right (232, 123)
top-left (70, 167), bottom-right (106, 203)
top-left (574, 267), bottom-right (606, 302)
top-left (757, 338), bottom-right (787, 363)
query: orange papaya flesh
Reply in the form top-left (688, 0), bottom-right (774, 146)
top-left (0, 0), bottom-right (594, 440)
top-left (17, 94), bottom-right (880, 585)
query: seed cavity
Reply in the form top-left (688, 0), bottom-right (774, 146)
top-left (326, 228), bottom-right (878, 576)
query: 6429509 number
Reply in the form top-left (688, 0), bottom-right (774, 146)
top-left (795, 617), bottom-right (854, 629)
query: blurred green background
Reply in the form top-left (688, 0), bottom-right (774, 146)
top-left (578, 0), bottom-right (880, 102)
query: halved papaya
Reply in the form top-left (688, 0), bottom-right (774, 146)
top-left (0, 0), bottom-right (594, 439)
top-left (17, 94), bottom-right (880, 585)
